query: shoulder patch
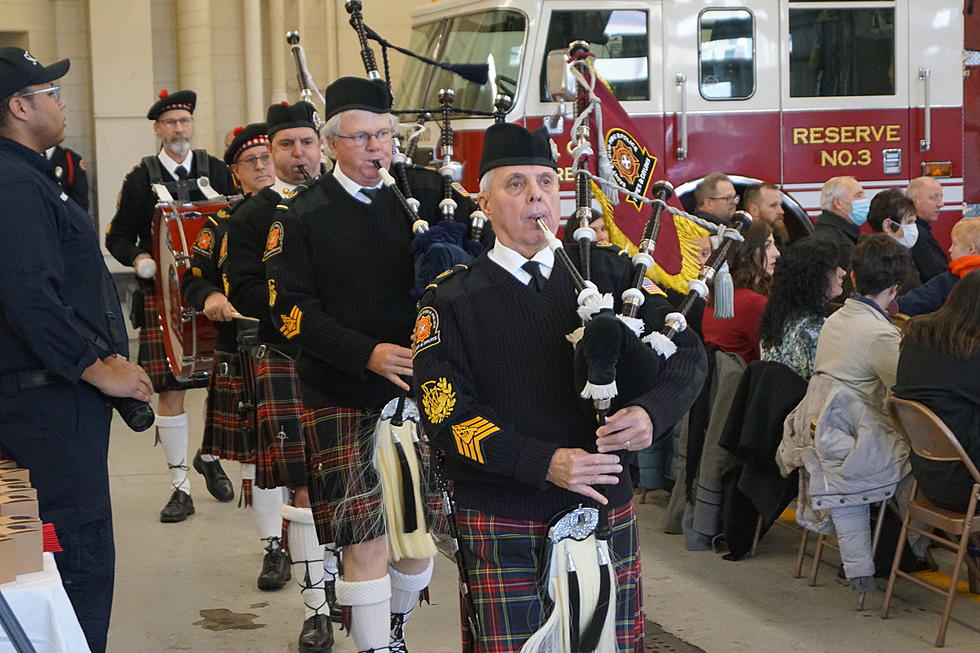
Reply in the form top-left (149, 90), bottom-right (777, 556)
top-left (420, 377), bottom-right (456, 424)
top-left (641, 276), bottom-right (666, 297)
top-left (218, 233), bottom-right (229, 267)
top-left (262, 221), bottom-right (283, 261)
top-left (216, 208), bottom-right (230, 219)
top-left (279, 305), bottom-right (302, 338)
top-left (193, 228), bottom-right (216, 257)
top-left (451, 416), bottom-right (500, 464)
top-left (412, 307), bottom-right (441, 358)
top-left (451, 181), bottom-right (471, 198)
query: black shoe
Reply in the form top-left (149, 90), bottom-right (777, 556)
top-left (193, 454), bottom-right (235, 502)
top-left (325, 579), bottom-right (343, 623)
top-left (389, 612), bottom-right (409, 653)
top-left (160, 489), bottom-right (194, 523)
top-left (257, 538), bottom-right (291, 591)
top-left (298, 613), bottom-right (333, 653)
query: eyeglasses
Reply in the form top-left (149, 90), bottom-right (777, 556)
top-left (709, 194), bottom-right (739, 203)
top-left (237, 152), bottom-right (272, 168)
top-left (334, 128), bottom-right (394, 147)
top-left (16, 85), bottom-right (61, 102)
top-left (159, 117), bottom-right (193, 128)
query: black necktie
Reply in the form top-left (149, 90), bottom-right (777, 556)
top-left (174, 165), bottom-right (189, 180)
top-left (360, 187), bottom-right (381, 203)
top-left (522, 261), bottom-right (546, 292)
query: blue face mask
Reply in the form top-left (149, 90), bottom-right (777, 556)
top-left (849, 198), bottom-right (870, 226)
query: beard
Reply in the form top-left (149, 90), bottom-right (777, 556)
top-left (166, 137), bottom-right (191, 158)
top-left (771, 218), bottom-right (790, 244)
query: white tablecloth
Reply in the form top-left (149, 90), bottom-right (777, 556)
top-left (0, 553), bottom-right (90, 653)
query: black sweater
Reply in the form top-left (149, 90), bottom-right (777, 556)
top-left (225, 187), bottom-right (296, 355)
top-left (265, 167), bottom-right (480, 409)
top-left (910, 218), bottom-right (950, 283)
top-left (893, 343), bottom-right (980, 512)
top-left (414, 245), bottom-right (707, 522)
top-left (181, 200), bottom-right (243, 353)
top-left (105, 152), bottom-right (235, 266)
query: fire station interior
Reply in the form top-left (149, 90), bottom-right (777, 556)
top-left (5, 0), bottom-right (980, 651)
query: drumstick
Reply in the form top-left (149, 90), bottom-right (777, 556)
top-left (231, 312), bottom-right (260, 322)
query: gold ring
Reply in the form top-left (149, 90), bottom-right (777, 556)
top-left (625, 440), bottom-right (631, 451)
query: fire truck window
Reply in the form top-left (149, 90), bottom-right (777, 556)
top-left (789, 8), bottom-right (895, 97)
top-left (539, 10), bottom-right (650, 102)
top-left (395, 10), bottom-right (526, 114)
top-left (699, 9), bottom-right (755, 101)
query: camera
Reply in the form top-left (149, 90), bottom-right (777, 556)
top-left (109, 396), bottom-right (155, 432)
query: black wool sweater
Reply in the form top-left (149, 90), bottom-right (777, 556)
top-left (180, 203), bottom-right (239, 353)
top-left (266, 168), bottom-right (480, 409)
top-left (414, 244), bottom-right (707, 522)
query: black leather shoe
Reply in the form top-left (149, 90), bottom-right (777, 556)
top-left (159, 489), bottom-right (194, 523)
top-left (193, 454), bottom-right (235, 502)
top-left (298, 613), bottom-right (333, 653)
top-left (389, 612), bottom-right (409, 652)
top-left (325, 579), bottom-right (343, 623)
top-left (257, 538), bottom-right (291, 591)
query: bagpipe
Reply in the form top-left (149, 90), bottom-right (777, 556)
top-left (521, 44), bottom-right (750, 653)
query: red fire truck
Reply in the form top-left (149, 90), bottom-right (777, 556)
top-left (397, 0), bottom-right (978, 247)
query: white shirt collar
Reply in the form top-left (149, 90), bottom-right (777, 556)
top-left (272, 177), bottom-right (299, 198)
top-left (45, 147), bottom-right (55, 159)
top-left (332, 164), bottom-right (382, 203)
top-left (157, 148), bottom-right (193, 177)
top-left (488, 240), bottom-right (554, 285)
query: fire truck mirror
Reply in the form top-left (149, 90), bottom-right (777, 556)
top-left (546, 48), bottom-right (576, 102)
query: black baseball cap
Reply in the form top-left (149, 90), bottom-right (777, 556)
top-left (0, 47), bottom-right (69, 100)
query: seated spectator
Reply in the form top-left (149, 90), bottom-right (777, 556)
top-left (896, 217), bottom-right (980, 316)
top-left (779, 235), bottom-right (913, 592)
top-left (810, 175), bottom-right (867, 272)
top-left (907, 176), bottom-right (948, 283)
top-left (743, 181), bottom-right (790, 249)
top-left (867, 188), bottom-right (921, 293)
top-left (759, 239), bottom-right (845, 380)
top-left (561, 201), bottom-right (610, 245)
top-left (702, 221), bottom-right (779, 363)
top-left (894, 269), bottom-right (980, 513)
top-left (694, 172), bottom-right (737, 226)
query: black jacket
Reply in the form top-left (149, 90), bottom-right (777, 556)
top-left (809, 210), bottom-right (859, 270)
top-left (910, 218), bottom-right (949, 283)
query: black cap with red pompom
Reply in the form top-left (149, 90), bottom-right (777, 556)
top-left (147, 88), bottom-right (196, 120)
top-left (224, 122), bottom-right (269, 165)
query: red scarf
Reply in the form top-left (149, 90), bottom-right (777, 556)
top-left (949, 254), bottom-right (980, 278)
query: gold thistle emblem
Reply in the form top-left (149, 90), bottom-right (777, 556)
top-left (421, 377), bottom-right (456, 424)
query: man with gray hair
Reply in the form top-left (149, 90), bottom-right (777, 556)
top-left (265, 76), bottom-right (482, 653)
top-left (694, 171), bottom-right (738, 225)
top-left (906, 176), bottom-right (949, 282)
top-left (810, 175), bottom-right (869, 271)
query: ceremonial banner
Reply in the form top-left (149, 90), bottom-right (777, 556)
top-left (586, 72), bottom-right (706, 293)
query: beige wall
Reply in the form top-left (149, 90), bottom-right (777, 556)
top-left (0, 0), bottom-right (433, 267)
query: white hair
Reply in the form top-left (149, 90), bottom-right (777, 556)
top-left (478, 168), bottom-right (496, 195)
top-left (323, 110), bottom-right (399, 159)
top-left (819, 176), bottom-right (856, 211)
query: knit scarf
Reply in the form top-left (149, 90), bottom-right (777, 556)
top-left (949, 254), bottom-right (980, 278)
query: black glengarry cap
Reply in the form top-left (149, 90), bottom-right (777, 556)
top-left (479, 123), bottom-right (558, 179)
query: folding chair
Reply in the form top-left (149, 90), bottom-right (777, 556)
top-left (882, 397), bottom-right (980, 647)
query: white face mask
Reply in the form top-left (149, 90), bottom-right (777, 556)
top-left (895, 223), bottom-right (919, 249)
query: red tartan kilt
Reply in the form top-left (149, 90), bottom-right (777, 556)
top-left (137, 283), bottom-right (208, 392)
top-left (254, 349), bottom-right (309, 490)
top-left (456, 502), bottom-right (643, 652)
top-left (199, 350), bottom-right (254, 461)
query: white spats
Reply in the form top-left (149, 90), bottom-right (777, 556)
top-left (156, 413), bottom-right (190, 494)
top-left (335, 575), bottom-right (391, 651)
top-left (251, 485), bottom-right (286, 541)
top-left (282, 504), bottom-right (326, 619)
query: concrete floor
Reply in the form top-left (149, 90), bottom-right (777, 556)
top-left (105, 387), bottom-right (980, 653)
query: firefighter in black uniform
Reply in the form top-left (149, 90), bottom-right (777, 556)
top-left (0, 47), bottom-right (152, 653)
top-left (105, 88), bottom-right (237, 522)
top-left (46, 142), bottom-right (89, 210)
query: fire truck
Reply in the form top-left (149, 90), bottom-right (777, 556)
top-left (396, 0), bottom-right (977, 247)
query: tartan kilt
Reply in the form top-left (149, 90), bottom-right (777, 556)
top-left (137, 282), bottom-right (208, 392)
top-left (305, 405), bottom-right (441, 548)
top-left (456, 502), bottom-right (643, 653)
top-left (254, 349), bottom-right (308, 490)
top-left (199, 350), bottom-right (254, 462)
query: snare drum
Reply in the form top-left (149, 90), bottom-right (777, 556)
top-left (152, 201), bottom-right (227, 380)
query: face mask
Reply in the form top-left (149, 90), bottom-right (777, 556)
top-left (895, 223), bottom-right (919, 248)
top-left (849, 198), bottom-right (870, 226)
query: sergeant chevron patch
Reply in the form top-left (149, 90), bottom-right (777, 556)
top-left (451, 417), bottom-right (500, 464)
top-left (279, 305), bottom-right (302, 338)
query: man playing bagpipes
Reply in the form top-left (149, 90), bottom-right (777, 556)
top-left (412, 122), bottom-right (707, 652)
top-left (265, 76), bottom-right (484, 653)
top-left (224, 102), bottom-right (338, 652)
